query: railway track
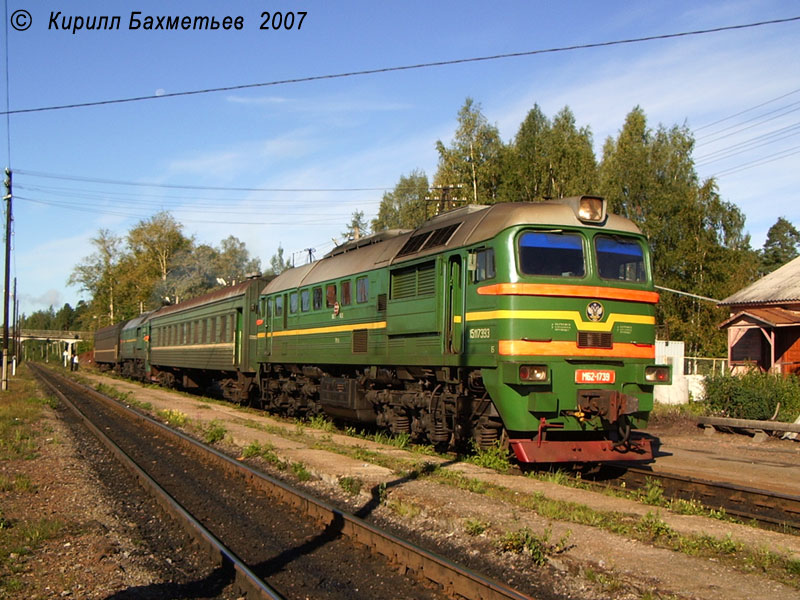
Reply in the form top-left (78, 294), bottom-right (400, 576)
top-left (612, 465), bottom-right (800, 532)
top-left (32, 365), bottom-right (533, 600)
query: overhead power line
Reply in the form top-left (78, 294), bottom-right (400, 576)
top-left (14, 169), bottom-right (390, 192)
top-left (2, 16), bottom-right (799, 116)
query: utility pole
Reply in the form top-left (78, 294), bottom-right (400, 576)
top-left (2, 168), bottom-right (12, 391)
top-left (425, 184), bottom-right (466, 218)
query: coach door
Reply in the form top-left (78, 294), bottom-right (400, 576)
top-left (446, 255), bottom-right (464, 354)
top-left (234, 309), bottom-right (243, 366)
top-left (271, 294), bottom-right (287, 357)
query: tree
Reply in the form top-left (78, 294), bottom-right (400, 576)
top-left (155, 235), bottom-right (262, 304)
top-left (125, 211), bottom-right (191, 313)
top-left (342, 210), bottom-right (370, 241)
top-left (268, 244), bottom-right (291, 275)
top-left (67, 229), bottom-right (123, 325)
top-left (214, 235), bottom-right (262, 283)
top-left (760, 217), bottom-right (800, 274)
top-left (127, 211), bottom-right (190, 283)
top-left (434, 98), bottom-right (505, 204)
top-left (599, 107), bottom-right (758, 355)
top-left (372, 170), bottom-right (430, 231)
top-left (546, 107), bottom-right (598, 198)
top-left (499, 105), bottom-right (597, 202)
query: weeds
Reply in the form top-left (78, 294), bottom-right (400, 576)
top-left (464, 518), bottom-right (490, 536)
top-left (497, 526), bottom-right (571, 566)
top-left (158, 409), bottom-right (188, 427)
top-left (241, 441), bottom-right (287, 470)
top-left (388, 499), bottom-right (421, 519)
top-left (338, 476), bottom-right (363, 496)
top-left (291, 462), bottom-right (312, 481)
top-left (0, 474), bottom-right (35, 493)
top-left (308, 414), bottom-right (335, 433)
top-left (202, 420), bottom-right (227, 444)
top-left (467, 441), bottom-right (512, 471)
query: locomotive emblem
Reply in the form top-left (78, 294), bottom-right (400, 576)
top-left (586, 301), bottom-right (604, 322)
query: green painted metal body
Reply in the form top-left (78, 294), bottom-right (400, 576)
top-left (145, 278), bottom-right (266, 376)
top-left (258, 202), bottom-right (663, 436)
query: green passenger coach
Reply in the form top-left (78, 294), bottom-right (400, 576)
top-left (146, 277), bottom-right (268, 402)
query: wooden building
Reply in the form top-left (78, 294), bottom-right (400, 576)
top-left (718, 256), bottom-right (800, 375)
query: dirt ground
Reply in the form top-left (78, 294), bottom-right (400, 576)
top-left (5, 366), bottom-right (800, 600)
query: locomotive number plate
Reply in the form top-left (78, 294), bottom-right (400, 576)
top-left (575, 369), bottom-right (616, 384)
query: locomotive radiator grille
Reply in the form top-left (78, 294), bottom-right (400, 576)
top-left (577, 332), bottom-right (613, 349)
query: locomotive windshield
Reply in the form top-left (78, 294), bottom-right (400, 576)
top-left (595, 235), bottom-right (647, 282)
top-left (518, 231), bottom-right (585, 277)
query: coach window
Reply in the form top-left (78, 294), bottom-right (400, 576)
top-left (326, 284), bottom-right (337, 308)
top-left (290, 292), bottom-right (298, 314)
top-left (210, 317), bottom-right (216, 343)
top-left (313, 287), bottom-right (323, 311)
top-left (356, 276), bottom-right (369, 303)
top-left (474, 248), bottom-right (496, 282)
top-left (341, 280), bottom-right (352, 306)
top-left (219, 317), bottom-right (226, 342)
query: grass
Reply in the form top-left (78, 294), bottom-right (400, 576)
top-left (464, 517), bottom-right (490, 536)
top-left (241, 441), bottom-right (287, 470)
top-left (291, 461), bottom-right (312, 481)
top-left (497, 526), bottom-right (571, 566)
top-left (0, 474), bottom-right (36, 493)
top-left (338, 476), bottom-right (363, 496)
top-left (0, 367), bottom-right (69, 596)
top-left (466, 441), bottom-right (512, 471)
top-left (202, 419), bottom-right (227, 444)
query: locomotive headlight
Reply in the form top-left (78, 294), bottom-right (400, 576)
top-left (519, 365), bottom-right (548, 382)
top-left (577, 196), bottom-right (606, 223)
top-left (645, 366), bottom-right (671, 383)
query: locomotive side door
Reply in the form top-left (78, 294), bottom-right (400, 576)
top-left (446, 255), bottom-right (464, 354)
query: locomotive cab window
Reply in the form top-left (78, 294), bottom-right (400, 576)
top-left (474, 248), bottom-right (495, 282)
top-left (518, 231), bottom-right (585, 277)
top-left (595, 235), bottom-right (647, 282)
top-left (301, 289), bottom-right (310, 312)
top-left (275, 296), bottom-right (283, 317)
top-left (289, 292), bottom-right (298, 314)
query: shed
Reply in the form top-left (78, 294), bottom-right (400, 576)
top-left (718, 255), bottom-right (800, 375)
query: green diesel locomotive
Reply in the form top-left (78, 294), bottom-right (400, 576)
top-left (95, 197), bottom-right (669, 464)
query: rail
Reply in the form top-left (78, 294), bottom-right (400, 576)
top-left (32, 365), bottom-right (533, 600)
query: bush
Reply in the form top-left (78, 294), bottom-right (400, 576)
top-left (704, 371), bottom-right (800, 421)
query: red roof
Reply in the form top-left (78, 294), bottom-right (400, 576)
top-left (719, 306), bottom-right (800, 329)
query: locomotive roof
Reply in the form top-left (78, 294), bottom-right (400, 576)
top-left (262, 199), bottom-right (643, 293)
top-left (120, 311), bottom-right (156, 331)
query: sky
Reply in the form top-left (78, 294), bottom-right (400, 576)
top-left (1, 0), bottom-right (799, 317)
